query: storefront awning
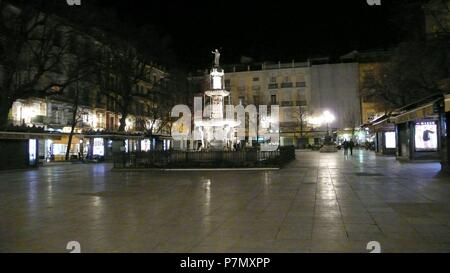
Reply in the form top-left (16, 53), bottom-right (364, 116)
top-left (83, 134), bottom-right (143, 139)
top-left (394, 99), bottom-right (439, 124)
top-left (0, 131), bottom-right (62, 140)
top-left (371, 118), bottom-right (395, 131)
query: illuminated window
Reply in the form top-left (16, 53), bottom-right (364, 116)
top-left (93, 138), bottom-right (104, 156)
top-left (29, 139), bottom-right (37, 165)
top-left (141, 139), bottom-right (151, 151)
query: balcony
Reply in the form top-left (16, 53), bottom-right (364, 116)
top-left (268, 83), bottom-right (278, 89)
top-left (237, 86), bottom-right (246, 92)
top-left (281, 82), bottom-right (293, 88)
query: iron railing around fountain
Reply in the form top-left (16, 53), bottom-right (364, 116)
top-left (113, 146), bottom-right (295, 169)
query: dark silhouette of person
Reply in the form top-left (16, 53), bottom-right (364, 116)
top-left (343, 140), bottom-right (349, 156)
top-left (349, 140), bottom-right (354, 155)
top-left (422, 129), bottom-right (435, 149)
top-left (423, 129), bottom-right (434, 141)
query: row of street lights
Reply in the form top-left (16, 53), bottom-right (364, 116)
top-left (307, 110), bottom-right (335, 136)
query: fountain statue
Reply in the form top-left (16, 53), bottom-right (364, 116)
top-left (194, 50), bottom-right (240, 150)
top-left (212, 49), bottom-right (220, 67)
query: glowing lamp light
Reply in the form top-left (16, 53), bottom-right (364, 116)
top-left (23, 106), bottom-right (37, 119)
top-left (307, 116), bottom-right (323, 126)
top-left (322, 110), bottom-right (335, 124)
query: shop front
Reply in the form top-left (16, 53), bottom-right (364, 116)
top-left (0, 130), bottom-right (173, 168)
top-left (278, 132), bottom-right (313, 149)
top-left (370, 117), bottom-right (397, 156)
top-left (394, 97), bottom-right (443, 161)
top-left (43, 134), bottom-right (84, 161)
top-left (0, 131), bottom-right (62, 169)
top-left (83, 135), bottom-right (118, 161)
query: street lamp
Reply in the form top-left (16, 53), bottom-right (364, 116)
top-left (322, 110), bottom-right (335, 137)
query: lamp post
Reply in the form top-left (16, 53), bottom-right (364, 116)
top-left (307, 111), bottom-right (335, 144)
top-left (322, 110), bottom-right (335, 137)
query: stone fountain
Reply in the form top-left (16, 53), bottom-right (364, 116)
top-left (194, 49), bottom-right (240, 150)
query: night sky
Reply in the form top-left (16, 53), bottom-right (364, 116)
top-left (65, 0), bottom-right (425, 69)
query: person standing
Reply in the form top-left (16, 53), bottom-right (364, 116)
top-left (349, 139), bottom-right (354, 156)
top-left (343, 140), bottom-right (349, 156)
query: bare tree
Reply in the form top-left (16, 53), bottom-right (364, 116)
top-left (343, 107), bottom-right (359, 139)
top-left (0, 1), bottom-right (84, 128)
top-left (291, 106), bottom-right (309, 138)
top-left (97, 40), bottom-right (164, 133)
top-left (136, 93), bottom-right (172, 147)
top-left (361, 39), bottom-right (449, 110)
top-left (135, 73), bottom-right (189, 149)
top-left (64, 81), bottom-right (83, 160)
top-left (63, 35), bottom-right (100, 161)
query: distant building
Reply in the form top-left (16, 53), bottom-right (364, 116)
top-left (223, 58), bottom-right (366, 147)
top-left (225, 61), bottom-right (312, 147)
top-left (309, 63), bottom-right (361, 130)
top-left (351, 50), bottom-right (393, 125)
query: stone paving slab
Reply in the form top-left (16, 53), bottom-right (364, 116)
top-left (1, 149), bottom-right (450, 252)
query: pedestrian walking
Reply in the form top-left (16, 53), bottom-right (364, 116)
top-left (349, 139), bottom-right (354, 156)
top-left (343, 140), bottom-right (349, 156)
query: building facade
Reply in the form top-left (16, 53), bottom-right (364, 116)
top-left (5, 64), bottom-right (170, 163)
top-left (0, 3), bottom-right (178, 166)
top-left (224, 60), bottom-right (363, 147)
top-left (309, 62), bottom-right (361, 130)
top-left (225, 62), bottom-right (312, 147)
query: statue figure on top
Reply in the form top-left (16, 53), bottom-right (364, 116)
top-left (211, 49), bottom-right (220, 67)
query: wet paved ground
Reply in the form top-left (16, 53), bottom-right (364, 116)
top-left (1, 149), bottom-right (450, 253)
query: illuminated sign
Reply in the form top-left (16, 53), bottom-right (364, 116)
top-left (93, 138), bottom-right (104, 156)
top-left (29, 139), bottom-right (37, 165)
top-left (141, 139), bottom-right (151, 151)
top-left (385, 132), bottom-right (396, 149)
top-left (415, 121), bottom-right (438, 151)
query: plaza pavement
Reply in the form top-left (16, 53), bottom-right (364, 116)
top-left (1, 149), bottom-right (450, 253)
